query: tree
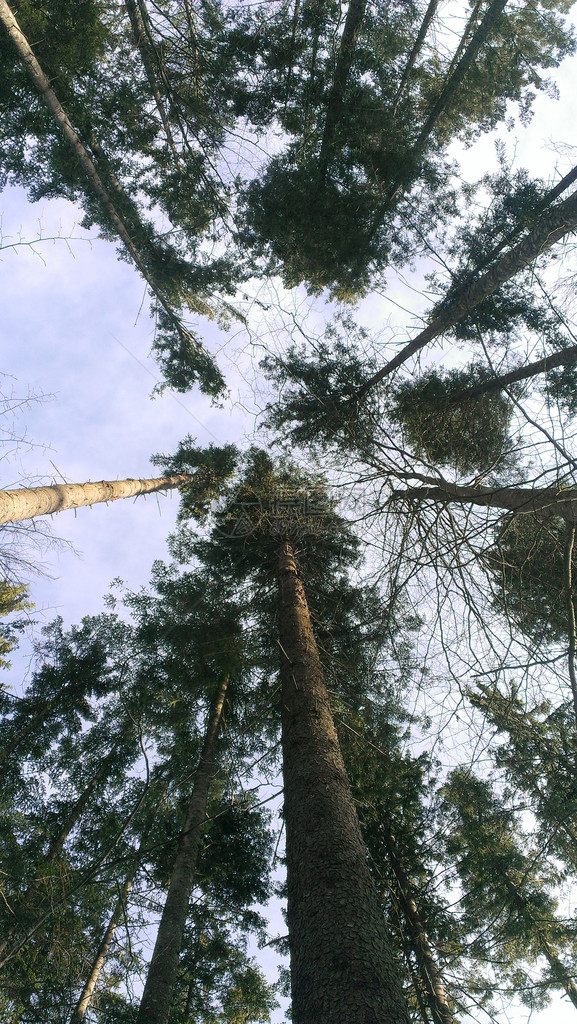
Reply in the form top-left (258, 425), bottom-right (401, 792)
top-left (160, 444), bottom-right (411, 1024)
top-left (6, 3), bottom-right (577, 1021)
top-left (0, 473), bottom-right (192, 524)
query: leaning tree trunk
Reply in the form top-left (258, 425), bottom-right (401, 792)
top-left (136, 674), bottom-right (229, 1024)
top-left (385, 830), bottom-right (455, 1024)
top-left (277, 539), bottom-right (409, 1024)
top-left (69, 871), bottom-right (135, 1023)
top-left (392, 477), bottom-right (577, 523)
top-left (0, 474), bottom-right (191, 524)
top-left (0, 745), bottom-right (122, 960)
top-left (392, 0), bottom-right (441, 115)
top-left (0, 0), bottom-right (219, 381)
top-left (317, 0), bottom-right (367, 176)
top-left (360, 181), bottom-right (577, 393)
top-left (449, 344), bottom-right (577, 404)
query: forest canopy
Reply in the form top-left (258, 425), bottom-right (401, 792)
top-left (3, 1), bottom-right (577, 1023)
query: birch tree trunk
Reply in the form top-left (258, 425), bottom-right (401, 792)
top-left (136, 675), bottom-right (229, 1024)
top-left (0, 474), bottom-right (190, 524)
top-left (277, 539), bottom-right (409, 1024)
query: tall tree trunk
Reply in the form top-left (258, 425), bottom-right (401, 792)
top-left (385, 831), bottom-right (454, 1024)
top-left (0, 474), bottom-right (191, 524)
top-left (46, 755), bottom-right (117, 864)
top-left (0, 746), bottom-right (121, 959)
top-left (391, 477), bottom-right (577, 522)
top-left (69, 869), bottom-right (135, 1022)
top-left (277, 539), bottom-right (409, 1024)
top-left (360, 182), bottom-right (577, 393)
top-left (0, 697), bottom-right (58, 770)
top-left (136, 675), bottom-right (229, 1024)
top-left (392, 0), bottom-right (441, 115)
top-left (414, 0), bottom-right (508, 154)
top-left (318, 0), bottom-right (367, 175)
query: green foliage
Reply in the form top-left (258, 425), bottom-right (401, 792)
top-left (484, 514), bottom-right (572, 644)
top-left (151, 438), bottom-right (239, 521)
top-left (261, 317), bottom-right (378, 458)
top-left (388, 365), bottom-right (517, 476)
top-left (0, 579), bottom-right (30, 670)
top-left (443, 769), bottom-right (577, 1011)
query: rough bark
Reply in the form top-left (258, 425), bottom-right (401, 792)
top-left (70, 871), bottom-right (135, 1022)
top-left (136, 675), bottom-right (228, 1024)
top-left (0, 474), bottom-right (191, 524)
top-left (563, 524), bottom-right (577, 727)
top-left (392, 478), bottom-right (577, 523)
top-left (385, 832), bottom-right (454, 1024)
top-left (277, 540), bottom-right (409, 1024)
top-left (360, 183), bottom-right (577, 394)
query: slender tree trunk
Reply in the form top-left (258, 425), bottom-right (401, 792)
top-left (392, 0), bottom-right (441, 115)
top-left (0, 747), bottom-right (121, 959)
top-left (0, 0), bottom-right (215, 342)
top-left (563, 525), bottom-right (577, 727)
top-left (47, 757), bottom-right (116, 864)
top-left (0, 474), bottom-right (191, 525)
top-left (277, 539), bottom-right (409, 1024)
top-left (318, 0), bottom-right (367, 175)
top-left (448, 345), bottom-right (577, 404)
top-left (360, 182), bottom-right (577, 393)
top-left (443, 0), bottom-right (484, 81)
top-left (70, 870), bottom-right (135, 1023)
top-left (385, 832), bottom-right (454, 1024)
top-left (124, 0), bottom-right (181, 163)
top-left (414, 0), bottom-right (508, 155)
top-left (136, 675), bottom-right (229, 1024)
top-left (0, 698), bottom-right (57, 770)
top-left (392, 477), bottom-right (577, 522)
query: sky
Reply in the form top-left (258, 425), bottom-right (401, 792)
top-left (3, 9), bottom-right (577, 1022)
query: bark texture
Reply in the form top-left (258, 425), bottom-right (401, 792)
top-left (0, 474), bottom-right (190, 524)
top-left (277, 540), bottom-right (409, 1024)
top-left (136, 675), bottom-right (228, 1024)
